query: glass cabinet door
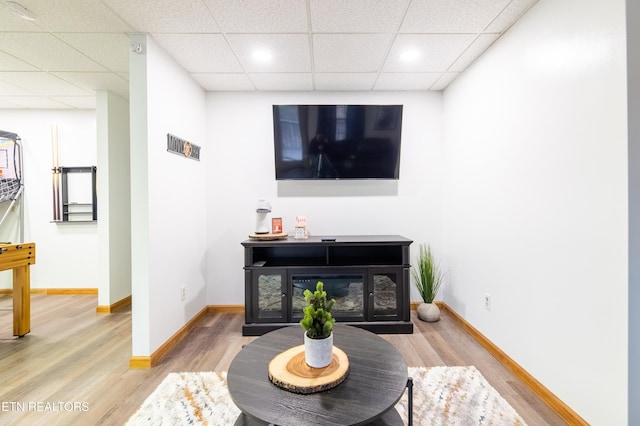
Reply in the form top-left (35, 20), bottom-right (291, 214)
top-left (367, 268), bottom-right (402, 321)
top-left (252, 268), bottom-right (288, 322)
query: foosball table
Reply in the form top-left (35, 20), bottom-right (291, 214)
top-left (0, 242), bottom-right (36, 337)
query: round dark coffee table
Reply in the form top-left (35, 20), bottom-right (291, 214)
top-left (227, 325), bottom-right (408, 425)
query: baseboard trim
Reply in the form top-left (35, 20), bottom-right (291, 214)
top-left (208, 304), bottom-right (244, 314)
top-left (437, 302), bottom-right (588, 425)
top-left (45, 288), bottom-right (98, 295)
top-left (129, 305), bottom-right (210, 369)
top-left (0, 288), bottom-right (99, 295)
top-left (129, 356), bottom-right (152, 369)
top-left (96, 295), bottom-right (131, 314)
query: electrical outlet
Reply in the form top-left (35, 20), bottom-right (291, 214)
top-left (181, 285), bottom-right (186, 301)
top-left (484, 293), bottom-right (491, 311)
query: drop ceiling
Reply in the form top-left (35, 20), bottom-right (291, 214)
top-left (0, 0), bottom-right (537, 110)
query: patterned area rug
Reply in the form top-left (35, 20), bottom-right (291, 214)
top-left (127, 366), bottom-right (527, 425)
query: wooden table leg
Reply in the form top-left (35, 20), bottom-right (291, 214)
top-left (13, 265), bottom-right (30, 337)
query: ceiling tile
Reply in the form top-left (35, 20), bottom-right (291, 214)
top-left (313, 34), bottom-right (393, 72)
top-left (310, 0), bottom-right (410, 33)
top-left (486, 0), bottom-right (539, 33)
top-left (0, 33), bottom-right (106, 72)
top-left (50, 96), bottom-right (97, 109)
top-left (227, 34), bottom-right (311, 73)
top-left (0, 51), bottom-right (39, 71)
top-left (314, 73), bottom-right (378, 91)
top-left (400, 0), bottom-right (511, 33)
top-left (22, 0), bottom-right (132, 32)
top-left (102, 0), bottom-right (220, 33)
top-left (0, 96), bottom-right (72, 109)
top-left (430, 72), bottom-right (459, 90)
top-left (153, 33), bottom-right (242, 73)
top-left (52, 72), bottom-right (129, 99)
top-left (205, 0), bottom-right (308, 33)
top-left (384, 34), bottom-right (476, 72)
top-left (249, 73), bottom-right (313, 91)
top-left (449, 34), bottom-right (500, 72)
top-left (0, 72), bottom-right (92, 96)
top-left (0, 98), bottom-right (25, 108)
top-left (191, 73), bottom-right (255, 91)
top-left (374, 73), bottom-right (442, 90)
top-left (0, 79), bottom-right (37, 96)
top-left (56, 33), bottom-right (130, 73)
top-left (0, 0), bottom-right (538, 107)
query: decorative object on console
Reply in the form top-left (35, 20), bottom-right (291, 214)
top-left (412, 244), bottom-right (445, 322)
top-left (294, 215), bottom-right (308, 239)
top-left (271, 217), bottom-right (282, 234)
top-left (300, 281), bottom-right (336, 368)
top-left (255, 199), bottom-right (271, 234)
top-left (248, 232), bottom-right (287, 241)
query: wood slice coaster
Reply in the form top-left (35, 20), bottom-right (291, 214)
top-left (268, 345), bottom-right (349, 394)
top-left (248, 232), bottom-right (288, 240)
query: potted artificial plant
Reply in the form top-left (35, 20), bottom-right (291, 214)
top-left (300, 281), bottom-right (336, 368)
top-left (411, 244), bottom-right (445, 322)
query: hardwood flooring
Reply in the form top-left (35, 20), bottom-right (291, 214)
top-left (0, 294), bottom-right (567, 425)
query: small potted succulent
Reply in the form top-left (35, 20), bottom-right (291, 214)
top-left (300, 281), bottom-right (336, 368)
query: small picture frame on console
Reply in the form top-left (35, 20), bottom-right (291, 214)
top-left (272, 218), bottom-right (282, 234)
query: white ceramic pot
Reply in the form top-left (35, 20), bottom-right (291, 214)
top-left (304, 332), bottom-right (333, 368)
top-left (417, 302), bottom-right (441, 322)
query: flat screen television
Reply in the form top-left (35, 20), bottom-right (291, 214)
top-left (273, 104), bottom-right (403, 180)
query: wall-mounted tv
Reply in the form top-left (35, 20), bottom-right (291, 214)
top-left (273, 104), bottom-right (403, 180)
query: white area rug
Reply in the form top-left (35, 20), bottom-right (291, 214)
top-left (398, 366), bottom-right (526, 425)
top-left (127, 366), bottom-right (527, 425)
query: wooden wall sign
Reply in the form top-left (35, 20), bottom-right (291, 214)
top-left (167, 133), bottom-right (201, 161)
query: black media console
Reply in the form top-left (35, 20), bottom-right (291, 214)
top-left (241, 235), bottom-right (413, 336)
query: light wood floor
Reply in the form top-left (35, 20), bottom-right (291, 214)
top-left (0, 294), bottom-right (566, 425)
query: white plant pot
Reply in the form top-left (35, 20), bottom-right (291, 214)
top-left (417, 302), bottom-right (440, 322)
top-left (304, 332), bottom-right (333, 368)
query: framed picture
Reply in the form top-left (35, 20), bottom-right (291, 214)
top-left (272, 218), bottom-right (283, 234)
top-left (374, 106), bottom-right (398, 130)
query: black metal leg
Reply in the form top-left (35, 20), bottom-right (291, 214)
top-left (407, 377), bottom-right (413, 426)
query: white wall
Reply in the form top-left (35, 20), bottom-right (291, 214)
top-left (96, 90), bottom-right (131, 306)
top-left (205, 91), bottom-right (444, 305)
top-left (0, 110), bottom-right (98, 289)
top-left (442, 0), bottom-right (627, 423)
top-left (130, 34), bottom-right (208, 356)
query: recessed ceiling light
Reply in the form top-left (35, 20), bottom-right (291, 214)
top-left (6, 1), bottom-right (37, 21)
top-left (400, 49), bottom-right (420, 62)
top-left (252, 50), bottom-right (272, 62)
